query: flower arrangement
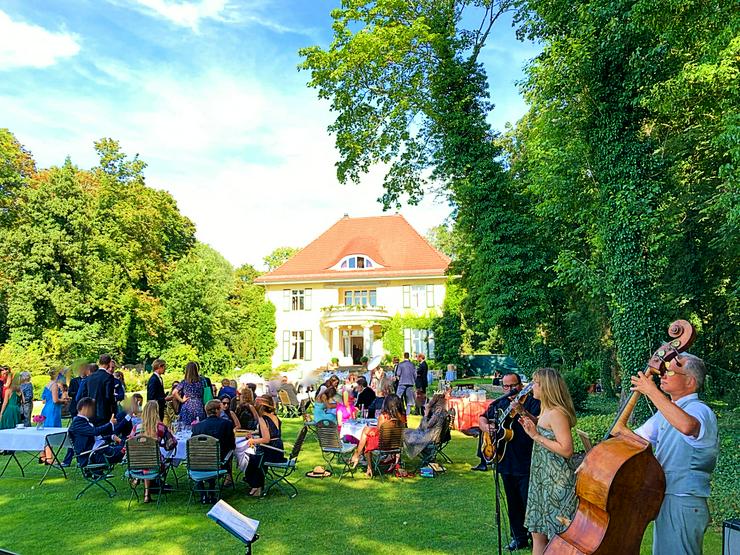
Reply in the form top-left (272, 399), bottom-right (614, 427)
top-left (32, 415), bottom-right (46, 429)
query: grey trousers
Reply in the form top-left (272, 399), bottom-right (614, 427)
top-left (397, 384), bottom-right (415, 415)
top-left (652, 494), bottom-right (709, 555)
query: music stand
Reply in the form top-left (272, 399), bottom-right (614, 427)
top-left (207, 500), bottom-right (260, 554)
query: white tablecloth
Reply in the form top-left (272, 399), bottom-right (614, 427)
top-left (340, 419), bottom-right (378, 442)
top-left (164, 432), bottom-right (249, 463)
top-left (0, 427), bottom-right (69, 451)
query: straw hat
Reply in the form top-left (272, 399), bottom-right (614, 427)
top-left (305, 465), bottom-right (332, 478)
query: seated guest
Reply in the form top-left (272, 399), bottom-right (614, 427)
top-left (129, 393), bottom-right (144, 426)
top-left (404, 394), bottom-right (448, 458)
top-left (349, 395), bottom-right (407, 476)
top-left (163, 381), bottom-right (180, 428)
top-left (217, 379), bottom-right (237, 400)
top-left (192, 400), bottom-right (236, 502)
top-left (235, 388), bottom-right (259, 430)
top-left (354, 377), bottom-right (377, 418)
top-left (129, 400), bottom-right (177, 502)
top-left (367, 381), bottom-right (393, 417)
top-left (219, 396), bottom-right (241, 428)
top-left (313, 386), bottom-right (338, 424)
top-left (317, 375), bottom-right (339, 397)
top-left (336, 374), bottom-right (358, 425)
top-left (69, 397), bottom-right (126, 467)
top-left (278, 376), bottom-right (300, 405)
top-left (244, 396), bottom-right (285, 497)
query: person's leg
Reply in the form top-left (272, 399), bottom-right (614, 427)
top-left (350, 427), bottom-right (371, 465)
top-left (143, 478), bottom-right (152, 502)
top-left (531, 532), bottom-right (547, 555)
top-left (471, 431), bottom-right (488, 470)
top-left (404, 386), bottom-right (415, 415)
top-left (653, 495), bottom-right (708, 555)
top-left (501, 473), bottom-right (528, 546)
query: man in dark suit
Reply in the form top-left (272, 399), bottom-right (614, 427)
top-left (77, 354), bottom-right (117, 425)
top-left (415, 353), bottom-right (429, 416)
top-left (67, 364), bottom-right (90, 418)
top-left (192, 400), bottom-right (236, 503)
top-left (147, 358), bottom-right (167, 420)
top-left (69, 397), bottom-right (126, 466)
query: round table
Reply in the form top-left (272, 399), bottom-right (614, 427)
top-left (446, 397), bottom-right (492, 430)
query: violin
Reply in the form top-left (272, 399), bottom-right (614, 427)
top-left (544, 319), bottom-right (696, 554)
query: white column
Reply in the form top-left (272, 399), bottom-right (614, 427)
top-left (331, 325), bottom-right (341, 357)
top-left (362, 325), bottom-right (371, 357)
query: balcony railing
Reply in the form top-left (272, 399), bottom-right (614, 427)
top-left (320, 304), bottom-right (391, 324)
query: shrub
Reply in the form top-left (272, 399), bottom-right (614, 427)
top-left (0, 340), bottom-right (47, 376)
top-left (572, 414), bottom-right (614, 450)
top-left (158, 343), bottom-right (199, 373)
top-left (710, 419), bottom-right (740, 525)
top-left (563, 370), bottom-right (589, 412)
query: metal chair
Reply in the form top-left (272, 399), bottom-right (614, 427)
top-left (73, 445), bottom-right (119, 500)
top-left (263, 425), bottom-right (308, 498)
top-left (186, 435), bottom-right (228, 508)
top-left (434, 410), bottom-right (455, 464)
top-left (38, 431), bottom-right (69, 485)
top-left (315, 420), bottom-right (356, 481)
top-left (277, 390), bottom-right (300, 418)
top-left (370, 419), bottom-right (405, 480)
top-left (125, 435), bottom-right (167, 509)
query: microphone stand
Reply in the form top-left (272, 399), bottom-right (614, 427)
top-left (490, 408), bottom-right (504, 555)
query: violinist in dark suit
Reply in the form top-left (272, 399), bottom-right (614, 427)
top-left (77, 355), bottom-right (116, 425)
top-left (69, 397), bottom-right (126, 466)
top-left (67, 364), bottom-right (90, 418)
top-left (147, 359), bottom-right (167, 420)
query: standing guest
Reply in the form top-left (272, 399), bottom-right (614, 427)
top-left (313, 386), bottom-right (338, 424)
top-left (0, 375), bottom-right (22, 429)
top-left (217, 379), bottom-right (237, 399)
top-left (370, 362), bottom-right (387, 395)
top-left (69, 397), bottom-right (125, 467)
top-left (0, 367), bottom-right (9, 411)
top-left (113, 370), bottom-right (126, 409)
top-left (395, 353), bottom-right (417, 416)
top-left (354, 377), bottom-right (377, 418)
top-left (40, 368), bottom-right (66, 428)
top-left (19, 372), bottom-right (34, 425)
top-left (147, 359), bottom-right (167, 420)
top-left (163, 381), bottom-right (181, 428)
top-left (629, 354), bottom-right (719, 555)
top-left (193, 399), bottom-right (236, 501)
top-left (173, 361), bottom-right (206, 425)
top-left (404, 393), bottom-right (448, 458)
top-left (129, 400), bottom-right (177, 503)
top-left (472, 372), bottom-right (541, 551)
top-left (415, 354), bottom-right (429, 416)
top-left (78, 355), bottom-right (117, 425)
top-left (349, 394), bottom-right (406, 476)
top-left (67, 364), bottom-right (89, 418)
top-left (244, 396), bottom-right (285, 497)
top-left (519, 368), bottom-right (578, 555)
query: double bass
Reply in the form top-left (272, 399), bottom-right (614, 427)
top-left (544, 319), bottom-right (696, 554)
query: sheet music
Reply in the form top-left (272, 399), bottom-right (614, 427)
top-left (207, 500), bottom-right (259, 543)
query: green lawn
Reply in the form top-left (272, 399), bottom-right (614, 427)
top-left (0, 417), bottom-right (722, 555)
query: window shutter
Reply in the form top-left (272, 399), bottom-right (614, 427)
top-left (427, 330), bottom-right (435, 359)
top-left (283, 289), bottom-right (291, 311)
top-left (426, 285), bottom-right (434, 307)
top-left (403, 328), bottom-right (412, 354)
top-left (305, 330), bottom-right (312, 361)
top-left (402, 285), bottom-right (411, 308)
top-left (282, 330), bottom-right (291, 361)
top-left (304, 288), bottom-right (312, 311)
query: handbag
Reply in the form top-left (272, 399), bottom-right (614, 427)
top-left (202, 378), bottom-right (213, 403)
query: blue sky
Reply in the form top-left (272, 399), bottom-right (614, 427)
top-left (0, 1), bottom-right (539, 268)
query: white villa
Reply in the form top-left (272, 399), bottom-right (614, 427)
top-left (255, 214), bottom-right (450, 371)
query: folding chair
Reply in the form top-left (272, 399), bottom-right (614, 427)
top-left (125, 435), bottom-right (168, 509)
top-left (263, 425), bottom-right (308, 498)
top-left (277, 390), bottom-right (300, 418)
top-left (74, 445), bottom-right (119, 500)
top-left (0, 450), bottom-right (24, 478)
top-left (186, 435), bottom-right (230, 508)
top-left (315, 420), bottom-right (356, 481)
top-left (434, 410), bottom-right (454, 464)
top-left (370, 419), bottom-right (405, 481)
top-left (38, 431), bottom-right (69, 485)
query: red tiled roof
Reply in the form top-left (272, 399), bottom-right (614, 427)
top-left (255, 214), bottom-right (450, 284)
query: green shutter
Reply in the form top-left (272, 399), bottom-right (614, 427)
top-left (305, 330), bottom-right (312, 361)
top-left (282, 330), bottom-right (291, 361)
top-left (402, 285), bottom-right (411, 308)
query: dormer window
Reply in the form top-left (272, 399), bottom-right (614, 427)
top-left (333, 254), bottom-right (382, 271)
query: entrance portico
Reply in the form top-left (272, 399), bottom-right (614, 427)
top-left (323, 306), bottom-right (391, 364)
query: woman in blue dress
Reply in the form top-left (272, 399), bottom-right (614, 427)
top-left (313, 386), bottom-right (338, 424)
top-left (40, 368), bottom-right (65, 427)
top-left (173, 361), bottom-right (206, 425)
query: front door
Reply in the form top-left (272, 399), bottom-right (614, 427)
top-left (350, 337), bottom-right (364, 364)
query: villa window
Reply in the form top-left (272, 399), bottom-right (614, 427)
top-left (334, 254), bottom-right (381, 270)
top-left (343, 289), bottom-right (377, 306)
top-left (283, 288), bottom-right (312, 311)
top-left (403, 328), bottom-right (435, 359)
top-left (283, 330), bottom-right (312, 361)
top-left (402, 285), bottom-right (434, 309)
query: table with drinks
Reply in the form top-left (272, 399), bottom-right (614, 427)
top-left (446, 390), bottom-right (492, 431)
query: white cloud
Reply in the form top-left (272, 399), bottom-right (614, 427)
top-left (0, 10), bottom-right (80, 70)
top-left (124, 0), bottom-right (234, 30)
top-left (0, 66), bottom-right (451, 268)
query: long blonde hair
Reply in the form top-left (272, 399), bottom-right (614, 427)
top-left (141, 401), bottom-right (161, 439)
top-left (534, 368), bottom-right (577, 428)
